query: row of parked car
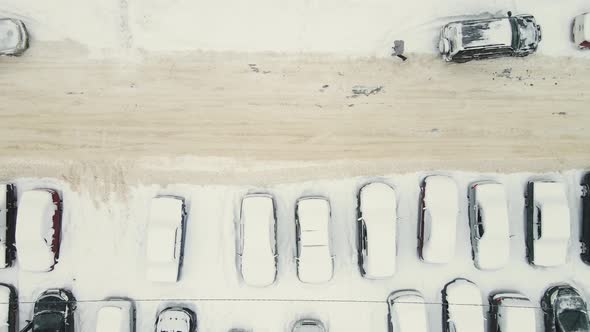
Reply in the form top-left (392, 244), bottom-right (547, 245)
top-left (1, 12), bottom-right (589, 61)
top-left (1, 280), bottom-right (587, 332)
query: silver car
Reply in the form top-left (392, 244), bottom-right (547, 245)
top-left (0, 18), bottom-right (28, 56)
top-left (292, 319), bottom-right (326, 332)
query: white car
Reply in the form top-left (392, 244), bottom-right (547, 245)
top-left (238, 194), bottom-right (277, 287)
top-left (357, 182), bottom-right (397, 278)
top-left (468, 181), bottom-right (510, 270)
top-left (292, 319), bottom-right (326, 332)
top-left (295, 197), bottom-right (333, 283)
top-left (156, 307), bottom-right (196, 332)
top-left (418, 175), bottom-right (458, 264)
top-left (489, 292), bottom-right (536, 332)
top-left (0, 18), bottom-right (28, 56)
top-left (0, 184), bottom-right (17, 268)
top-left (95, 299), bottom-right (135, 332)
top-left (146, 196), bottom-right (187, 282)
top-left (15, 189), bottom-right (62, 272)
top-left (387, 290), bottom-right (428, 332)
top-left (442, 278), bottom-right (484, 332)
top-left (573, 13), bottom-right (590, 49)
top-left (0, 283), bottom-right (17, 332)
top-left (525, 181), bottom-right (571, 267)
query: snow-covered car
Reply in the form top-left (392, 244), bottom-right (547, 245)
top-left (489, 292), bottom-right (536, 332)
top-left (145, 195), bottom-right (187, 282)
top-left (21, 289), bottom-right (76, 332)
top-left (0, 18), bottom-right (28, 56)
top-left (573, 13), bottom-right (590, 49)
top-left (155, 307), bottom-right (197, 332)
top-left (467, 181), bottom-right (510, 270)
top-left (15, 189), bottom-right (62, 272)
top-left (292, 319), bottom-right (326, 332)
top-left (95, 298), bottom-right (135, 332)
top-left (581, 172), bottom-right (590, 264)
top-left (295, 197), bottom-right (333, 283)
top-left (0, 184), bottom-right (17, 268)
top-left (357, 182), bottom-right (397, 279)
top-left (525, 181), bottom-right (571, 267)
top-left (0, 283), bottom-right (17, 332)
top-left (237, 194), bottom-right (277, 287)
top-left (418, 175), bottom-right (458, 264)
top-left (439, 13), bottom-right (541, 62)
top-left (387, 290), bottom-right (428, 332)
top-left (541, 284), bottom-right (590, 332)
top-left (442, 278), bottom-right (484, 332)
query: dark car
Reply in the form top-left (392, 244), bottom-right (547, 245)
top-left (581, 172), bottom-right (590, 264)
top-left (21, 289), bottom-right (76, 332)
top-left (0, 183), bottom-right (17, 268)
top-left (0, 283), bottom-right (18, 332)
top-left (541, 285), bottom-right (590, 332)
top-left (155, 307), bottom-right (197, 332)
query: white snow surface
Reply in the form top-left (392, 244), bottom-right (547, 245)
top-left (444, 279), bottom-right (484, 332)
top-left (359, 183), bottom-right (397, 279)
top-left (496, 296), bottom-right (536, 332)
top-left (0, 285), bottom-right (9, 331)
top-left (473, 183), bottom-right (510, 270)
top-left (422, 175), bottom-right (458, 264)
top-left (3, 170), bottom-right (590, 331)
top-left (389, 291), bottom-right (428, 332)
top-left (532, 181), bottom-right (571, 267)
top-left (2, 0), bottom-right (590, 58)
top-left (296, 198), bottom-right (333, 284)
top-left (14, 190), bottom-right (56, 272)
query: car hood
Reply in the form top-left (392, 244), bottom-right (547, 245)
top-left (515, 17), bottom-right (540, 49)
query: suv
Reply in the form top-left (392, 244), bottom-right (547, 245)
top-left (439, 12), bottom-right (541, 62)
top-left (21, 289), bottom-right (76, 332)
top-left (541, 284), bottom-right (590, 332)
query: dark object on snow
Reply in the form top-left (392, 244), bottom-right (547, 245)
top-left (0, 283), bottom-right (18, 332)
top-left (392, 40), bottom-right (407, 61)
top-left (351, 85), bottom-right (382, 96)
top-left (581, 172), bottom-right (590, 264)
top-left (1, 183), bottom-right (17, 268)
top-left (541, 284), bottom-right (590, 332)
top-left (20, 289), bottom-right (77, 332)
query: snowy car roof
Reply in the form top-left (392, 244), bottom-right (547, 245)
top-left (473, 183), bottom-right (510, 269)
top-left (445, 279), bottom-right (484, 332)
top-left (147, 226), bottom-right (177, 263)
top-left (157, 309), bottom-right (191, 332)
top-left (149, 196), bottom-right (184, 226)
top-left (15, 190), bottom-right (57, 272)
top-left (496, 296), bottom-right (536, 332)
top-left (448, 18), bottom-right (513, 50)
top-left (532, 182), bottom-right (570, 266)
top-left (96, 306), bottom-right (124, 332)
top-left (389, 291), bottom-right (428, 332)
top-left (0, 19), bottom-right (25, 53)
top-left (359, 183), bottom-right (397, 278)
top-left (297, 198), bottom-right (330, 246)
top-left (240, 194), bottom-right (276, 286)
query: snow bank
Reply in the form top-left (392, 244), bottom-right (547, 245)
top-left (422, 175), bottom-right (458, 264)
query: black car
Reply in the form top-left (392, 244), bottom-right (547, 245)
top-left (0, 283), bottom-right (17, 332)
top-left (21, 289), bottom-right (76, 332)
top-left (581, 172), bottom-right (590, 264)
top-left (541, 284), bottom-right (590, 332)
top-left (1, 183), bottom-right (17, 267)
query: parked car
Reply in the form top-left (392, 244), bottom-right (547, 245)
top-left (489, 292), bottom-right (536, 332)
top-left (581, 172), bottom-right (590, 264)
top-left (418, 175), bottom-right (458, 264)
top-left (0, 283), bottom-right (17, 332)
top-left (237, 194), bottom-right (277, 287)
top-left (0, 183), bottom-right (17, 268)
top-left (525, 181), bottom-right (571, 267)
top-left (573, 13), bottom-right (590, 49)
top-left (0, 18), bottom-right (28, 56)
top-left (442, 278), bottom-right (484, 332)
top-left (468, 181), bottom-right (510, 270)
top-left (357, 182), bottom-right (397, 279)
top-left (15, 189), bottom-right (62, 272)
top-left (95, 298), bottom-right (135, 332)
top-left (155, 307), bottom-right (196, 332)
top-left (541, 284), bottom-right (590, 332)
top-left (439, 13), bottom-right (541, 62)
top-left (295, 197), bottom-right (333, 283)
top-left (21, 289), bottom-right (76, 332)
top-left (145, 195), bottom-right (187, 282)
top-left (387, 290), bottom-right (428, 332)
top-left (292, 319), bottom-right (326, 332)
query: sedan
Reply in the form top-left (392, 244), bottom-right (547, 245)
top-left (21, 289), bottom-right (76, 332)
top-left (468, 181), bottom-right (510, 270)
top-left (489, 292), bottom-right (535, 332)
top-left (0, 183), bottom-right (17, 268)
top-left (442, 278), bottom-right (484, 332)
top-left (357, 182), bottom-right (397, 279)
top-left (0, 283), bottom-right (17, 332)
top-left (145, 195), bottom-right (187, 282)
top-left (292, 319), bottom-right (326, 332)
top-left (525, 181), bottom-right (571, 267)
top-left (15, 189), bottom-right (63, 272)
top-left (295, 197), bottom-right (333, 283)
top-left (238, 194), bottom-right (277, 287)
top-left (95, 298), bottom-right (135, 332)
top-left (0, 18), bottom-right (28, 56)
top-left (541, 284), bottom-right (590, 332)
top-left (418, 175), bottom-right (458, 264)
top-left (156, 307), bottom-right (197, 332)
top-left (387, 290), bottom-right (428, 332)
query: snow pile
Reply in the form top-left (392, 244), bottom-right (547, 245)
top-left (422, 175), bottom-right (458, 264)
top-left (445, 279), bottom-right (484, 332)
top-left (296, 198), bottom-right (333, 284)
top-left (15, 190), bottom-right (56, 272)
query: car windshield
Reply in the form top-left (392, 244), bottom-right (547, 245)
top-left (33, 312), bottom-right (65, 332)
top-left (558, 309), bottom-right (590, 331)
top-left (509, 18), bottom-right (520, 49)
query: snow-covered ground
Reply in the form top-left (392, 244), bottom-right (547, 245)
top-left (2, 169), bottom-right (590, 331)
top-left (1, 0), bottom-right (590, 58)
